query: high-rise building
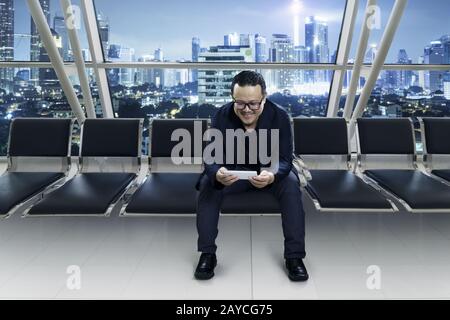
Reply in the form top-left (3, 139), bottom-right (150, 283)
top-left (239, 34), bottom-right (251, 47)
top-left (424, 39), bottom-right (446, 92)
top-left (39, 28), bottom-right (63, 88)
top-left (270, 34), bottom-right (294, 89)
top-left (30, 0), bottom-right (50, 86)
top-left (0, 0), bottom-right (15, 92)
top-left (108, 44), bottom-right (136, 87)
top-left (396, 49), bottom-right (412, 89)
top-left (305, 16), bottom-right (329, 82)
top-left (136, 54), bottom-right (154, 85)
top-left (97, 12), bottom-right (110, 54)
top-left (198, 45), bottom-right (253, 106)
top-left (444, 74), bottom-right (450, 100)
top-left (255, 34), bottom-right (267, 63)
top-left (192, 37), bottom-right (200, 82)
top-left (224, 33), bottom-right (239, 46)
top-left (53, 14), bottom-right (71, 61)
top-left (154, 48), bottom-right (163, 62)
top-left (294, 45), bottom-right (308, 85)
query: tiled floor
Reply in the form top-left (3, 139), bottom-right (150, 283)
top-left (1, 163), bottom-right (450, 299)
top-left (1, 206), bottom-right (450, 299)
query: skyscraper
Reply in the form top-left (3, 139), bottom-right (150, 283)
top-left (255, 34), bottom-right (267, 63)
top-left (39, 28), bottom-right (63, 89)
top-left (305, 16), bottom-right (329, 82)
top-left (108, 44), bottom-right (136, 87)
top-left (396, 49), bottom-right (412, 89)
top-left (198, 45), bottom-right (253, 106)
top-left (424, 39), bottom-right (446, 92)
top-left (239, 34), bottom-right (251, 47)
top-left (224, 33), bottom-right (239, 46)
top-left (294, 45), bottom-right (308, 85)
top-left (192, 37), bottom-right (200, 82)
top-left (0, 0), bottom-right (15, 92)
top-left (54, 14), bottom-right (71, 61)
top-left (30, 0), bottom-right (50, 86)
top-left (97, 12), bottom-right (110, 54)
top-left (270, 34), bottom-right (294, 89)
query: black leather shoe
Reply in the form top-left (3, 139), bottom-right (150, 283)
top-left (194, 253), bottom-right (217, 280)
top-left (285, 258), bottom-right (309, 282)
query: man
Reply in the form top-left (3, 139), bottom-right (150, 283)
top-left (195, 71), bottom-right (307, 282)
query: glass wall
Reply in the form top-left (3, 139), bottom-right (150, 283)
top-left (94, 0), bottom-right (347, 64)
top-left (106, 68), bottom-right (334, 120)
top-left (349, 0), bottom-right (450, 66)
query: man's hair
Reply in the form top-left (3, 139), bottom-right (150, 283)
top-left (231, 71), bottom-right (267, 97)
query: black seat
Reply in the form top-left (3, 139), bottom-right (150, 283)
top-left (358, 118), bottom-right (450, 212)
top-left (293, 118), bottom-right (393, 212)
top-left (365, 170), bottom-right (450, 210)
top-left (432, 170), bottom-right (450, 182)
top-left (27, 119), bottom-right (142, 217)
top-left (28, 173), bottom-right (135, 215)
top-left (126, 173), bottom-right (200, 214)
top-left (421, 118), bottom-right (450, 184)
top-left (0, 172), bottom-right (64, 216)
top-left (124, 119), bottom-right (208, 215)
top-left (306, 170), bottom-right (392, 209)
top-left (0, 118), bottom-right (73, 218)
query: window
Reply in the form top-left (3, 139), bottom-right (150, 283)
top-left (0, 66), bottom-right (100, 155)
top-left (94, 0), bottom-right (347, 64)
top-left (349, 0), bottom-right (450, 65)
top-left (107, 68), bottom-right (334, 120)
top-left (1, 0), bottom-right (90, 62)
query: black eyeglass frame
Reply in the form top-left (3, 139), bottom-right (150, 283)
top-left (232, 97), bottom-right (266, 111)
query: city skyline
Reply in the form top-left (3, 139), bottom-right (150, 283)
top-left (8, 0), bottom-right (450, 64)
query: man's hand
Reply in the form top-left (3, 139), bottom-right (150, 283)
top-left (249, 170), bottom-right (275, 189)
top-left (216, 167), bottom-right (239, 187)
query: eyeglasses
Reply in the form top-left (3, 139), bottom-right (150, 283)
top-left (233, 98), bottom-right (265, 111)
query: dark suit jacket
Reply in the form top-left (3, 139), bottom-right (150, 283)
top-left (196, 99), bottom-right (297, 190)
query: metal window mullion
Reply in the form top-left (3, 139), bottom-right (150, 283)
top-left (327, 0), bottom-right (360, 117)
top-left (349, 0), bottom-right (409, 138)
top-left (343, 0), bottom-right (378, 121)
top-left (80, 0), bottom-right (113, 118)
top-left (26, 0), bottom-right (86, 123)
top-left (61, 0), bottom-right (96, 118)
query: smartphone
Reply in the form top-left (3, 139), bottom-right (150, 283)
top-left (225, 170), bottom-right (258, 180)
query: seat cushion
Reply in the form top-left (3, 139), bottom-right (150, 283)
top-left (306, 170), bottom-right (392, 210)
top-left (365, 170), bottom-right (450, 210)
top-left (126, 173), bottom-right (281, 215)
top-left (432, 170), bottom-right (450, 183)
top-left (0, 172), bottom-right (64, 216)
top-left (126, 173), bottom-right (200, 214)
top-left (28, 173), bottom-right (136, 215)
top-left (221, 190), bottom-right (280, 214)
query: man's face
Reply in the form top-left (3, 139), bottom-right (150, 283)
top-left (232, 84), bottom-right (266, 128)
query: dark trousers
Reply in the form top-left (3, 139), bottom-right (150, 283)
top-left (196, 171), bottom-right (306, 259)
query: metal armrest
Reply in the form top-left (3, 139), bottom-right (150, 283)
top-left (293, 154), bottom-right (312, 187)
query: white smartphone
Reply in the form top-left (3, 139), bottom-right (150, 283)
top-left (225, 170), bottom-right (258, 180)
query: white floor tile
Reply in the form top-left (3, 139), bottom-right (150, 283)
top-left (0, 212), bottom-right (448, 299)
